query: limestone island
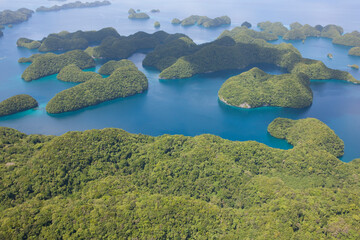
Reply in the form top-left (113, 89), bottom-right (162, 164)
top-left (16, 38), bottom-right (41, 49)
top-left (57, 64), bottom-right (101, 82)
top-left (218, 68), bottom-right (313, 109)
top-left (154, 21), bottom-right (160, 28)
top-left (348, 64), bottom-right (359, 70)
top-left (0, 94), bottom-right (38, 117)
top-left (257, 21), bottom-right (288, 36)
top-left (21, 50), bottom-right (95, 81)
top-left (171, 15), bottom-right (231, 28)
top-left (0, 30), bottom-right (3, 38)
top-left (36, 1), bottom-right (111, 12)
top-left (0, 8), bottom-right (34, 25)
top-left (332, 30), bottom-right (360, 47)
top-left (327, 53), bottom-right (333, 59)
top-left (128, 8), bottom-right (150, 19)
top-left (46, 60), bottom-right (148, 114)
top-left (268, 117), bottom-right (344, 157)
top-left (349, 47), bottom-right (360, 56)
top-left (18, 27), bottom-right (119, 52)
top-left (143, 28), bottom-right (358, 84)
top-left (150, 9), bottom-right (160, 13)
top-left (98, 59), bottom-right (136, 75)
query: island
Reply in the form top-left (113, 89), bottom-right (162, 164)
top-left (18, 27), bottom-right (120, 52)
top-left (0, 94), bottom-right (38, 117)
top-left (268, 117), bottom-right (344, 157)
top-left (46, 60), bottom-right (148, 113)
top-left (0, 30), bottom-right (3, 38)
top-left (327, 53), bottom-right (333, 59)
top-left (171, 15), bottom-right (231, 28)
top-left (148, 28), bottom-right (358, 84)
top-left (57, 64), bottom-right (101, 82)
top-left (18, 53), bottom-right (56, 63)
top-left (36, 1), bottom-right (111, 12)
top-left (349, 47), bottom-right (360, 56)
top-left (154, 21), bottom-right (160, 28)
top-left (283, 24), bottom-right (320, 40)
top-left (241, 21), bottom-right (251, 28)
top-left (21, 50), bottom-right (95, 81)
top-left (1, 115), bottom-right (360, 239)
top-left (128, 9), bottom-right (150, 19)
top-left (16, 38), bottom-right (41, 49)
top-left (348, 64), bottom-right (359, 70)
top-left (320, 24), bottom-right (343, 39)
top-left (150, 9), bottom-right (160, 13)
top-left (218, 68), bottom-right (313, 109)
top-left (0, 8), bottom-right (34, 25)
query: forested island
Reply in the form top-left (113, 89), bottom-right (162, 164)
top-left (171, 15), bottom-right (231, 28)
top-left (142, 27), bottom-right (358, 83)
top-left (46, 60), bottom-right (148, 113)
top-left (0, 94), bottom-right (38, 117)
top-left (36, 1), bottom-right (111, 12)
top-left (1, 117), bottom-right (360, 238)
top-left (21, 50), bottom-right (95, 81)
top-left (218, 68), bottom-right (313, 108)
top-left (16, 38), bottom-right (41, 49)
top-left (0, 8), bottom-right (34, 25)
top-left (128, 9), bottom-right (150, 19)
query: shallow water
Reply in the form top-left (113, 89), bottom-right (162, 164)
top-left (0, 1), bottom-right (360, 162)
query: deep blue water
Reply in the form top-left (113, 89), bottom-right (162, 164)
top-left (1, 1), bottom-right (360, 162)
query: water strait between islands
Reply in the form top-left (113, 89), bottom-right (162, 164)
top-left (0, 0), bottom-right (360, 162)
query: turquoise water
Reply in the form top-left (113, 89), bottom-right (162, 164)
top-left (1, 1), bottom-right (360, 162)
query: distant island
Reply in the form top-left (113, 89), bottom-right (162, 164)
top-left (17, 27), bottom-right (119, 52)
top-left (154, 21), bottom-right (160, 28)
top-left (46, 60), bottom-right (148, 113)
top-left (128, 9), bottom-right (150, 19)
top-left (57, 64), bottom-right (101, 82)
top-left (0, 94), bottom-right (38, 117)
top-left (241, 21), bottom-right (251, 28)
top-left (36, 0), bottom-right (111, 12)
top-left (0, 30), bottom-right (3, 38)
top-left (21, 50), bottom-right (95, 81)
top-left (171, 15), bottom-right (231, 28)
top-left (150, 9), bottom-right (160, 13)
top-left (349, 47), bottom-right (360, 56)
top-left (218, 68), bottom-right (313, 109)
top-left (0, 8), bottom-right (34, 25)
top-left (348, 64), bottom-right (359, 70)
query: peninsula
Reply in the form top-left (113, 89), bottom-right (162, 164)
top-left (0, 8), bottom-right (34, 25)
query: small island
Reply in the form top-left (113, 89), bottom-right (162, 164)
top-left (21, 50), bottom-right (95, 81)
top-left (218, 68), bottom-right (313, 109)
top-left (0, 30), bottom-right (3, 38)
top-left (46, 60), bottom-right (148, 113)
top-left (0, 94), bottom-right (38, 117)
top-left (171, 15), bottom-right (231, 28)
top-left (241, 21), bottom-right (251, 28)
top-left (268, 117), bottom-right (344, 157)
top-left (36, 1), bottom-right (111, 12)
top-left (16, 38), bottom-right (41, 49)
top-left (128, 9), bottom-right (150, 19)
top-left (0, 8), bottom-right (34, 25)
top-left (327, 53), bottom-right (333, 59)
top-left (57, 64), bottom-right (101, 82)
top-left (154, 21), bottom-right (160, 28)
top-left (349, 47), bottom-right (360, 56)
top-left (348, 64), bottom-right (359, 70)
top-left (150, 9), bottom-right (160, 13)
